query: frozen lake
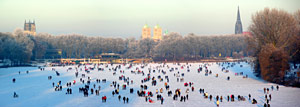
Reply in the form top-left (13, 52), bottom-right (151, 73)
top-left (0, 62), bottom-right (299, 107)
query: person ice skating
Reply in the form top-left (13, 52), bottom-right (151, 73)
top-left (209, 95), bottom-right (212, 101)
top-left (276, 85), bottom-right (279, 91)
top-left (12, 78), bottom-right (16, 83)
top-left (102, 96), bottom-right (107, 102)
top-left (271, 86), bottom-right (274, 91)
top-left (264, 88), bottom-right (266, 93)
top-left (118, 95), bottom-right (121, 101)
top-left (13, 92), bottom-right (18, 98)
top-left (186, 94), bottom-right (189, 100)
top-left (269, 94), bottom-right (271, 101)
top-left (252, 98), bottom-right (257, 104)
top-left (227, 95), bottom-right (230, 102)
top-left (217, 100), bottom-right (220, 107)
top-left (267, 88), bottom-right (269, 94)
top-left (180, 96), bottom-right (183, 102)
top-left (66, 88), bottom-right (69, 94)
top-left (220, 96), bottom-right (223, 102)
top-left (149, 98), bottom-right (154, 103)
top-left (123, 97), bottom-right (126, 103)
top-left (265, 94), bottom-right (268, 101)
top-left (248, 94), bottom-right (251, 100)
top-left (126, 97), bottom-right (129, 103)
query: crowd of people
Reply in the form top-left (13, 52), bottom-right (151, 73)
top-left (10, 61), bottom-right (283, 106)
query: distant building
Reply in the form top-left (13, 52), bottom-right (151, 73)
top-left (24, 20), bottom-right (36, 36)
top-left (235, 6), bottom-right (243, 34)
top-left (142, 24), bottom-right (151, 39)
top-left (152, 24), bottom-right (162, 41)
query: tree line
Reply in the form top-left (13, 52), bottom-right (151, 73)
top-left (0, 30), bottom-right (248, 65)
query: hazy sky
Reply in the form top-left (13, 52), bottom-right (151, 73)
top-left (0, 0), bottom-right (299, 38)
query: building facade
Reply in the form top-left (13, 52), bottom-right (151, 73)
top-left (142, 24), bottom-right (151, 39)
top-left (235, 6), bottom-right (243, 34)
top-left (152, 24), bottom-right (162, 41)
top-left (24, 20), bottom-right (36, 36)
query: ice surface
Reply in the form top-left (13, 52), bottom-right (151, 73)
top-left (0, 62), bottom-right (299, 107)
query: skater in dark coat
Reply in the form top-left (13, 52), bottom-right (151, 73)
top-left (186, 94), bottom-right (189, 100)
top-left (13, 92), bottom-right (18, 98)
top-left (209, 95), bottom-right (212, 101)
top-left (180, 96), bottom-right (183, 102)
top-left (265, 95), bottom-right (268, 101)
top-left (118, 95), bottom-right (121, 101)
top-left (112, 91), bottom-right (115, 96)
top-left (227, 95), bottom-right (230, 102)
top-left (252, 98), bottom-right (257, 104)
top-left (12, 78), bottom-right (16, 83)
top-left (248, 94), bottom-right (251, 100)
top-left (123, 97), bottom-right (126, 103)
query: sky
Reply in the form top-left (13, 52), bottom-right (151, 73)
top-left (0, 0), bottom-right (299, 38)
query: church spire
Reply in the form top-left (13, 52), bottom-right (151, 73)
top-left (237, 6), bottom-right (241, 21)
top-left (235, 6), bottom-right (243, 34)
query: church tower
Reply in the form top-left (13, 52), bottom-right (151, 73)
top-left (152, 24), bottom-right (162, 42)
top-left (235, 6), bottom-right (243, 34)
top-left (142, 24), bottom-right (151, 39)
top-left (24, 20), bottom-right (36, 36)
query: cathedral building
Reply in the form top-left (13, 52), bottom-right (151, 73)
top-left (24, 20), bottom-right (36, 36)
top-left (152, 24), bottom-right (162, 41)
top-left (141, 24), bottom-right (163, 41)
top-left (142, 24), bottom-right (151, 39)
top-left (235, 6), bottom-right (243, 34)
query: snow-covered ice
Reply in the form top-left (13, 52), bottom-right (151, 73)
top-left (0, 62), bottom-right (299, 107)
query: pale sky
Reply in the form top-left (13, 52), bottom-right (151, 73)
top-left (0, 0), bottom-right (299, 38)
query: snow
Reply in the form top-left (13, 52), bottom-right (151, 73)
top-left (0, 62), bottom-right (300, 107)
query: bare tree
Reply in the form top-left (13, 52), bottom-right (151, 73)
top-left (249, 8), bottom-right (297, 83)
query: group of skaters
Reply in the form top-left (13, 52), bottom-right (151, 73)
top-left (117, 95), bottom-right (129, 103)
top-left (11, 61), bottom-right (283, 107)
top-left (262, 85), bottom-right (279, 107)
